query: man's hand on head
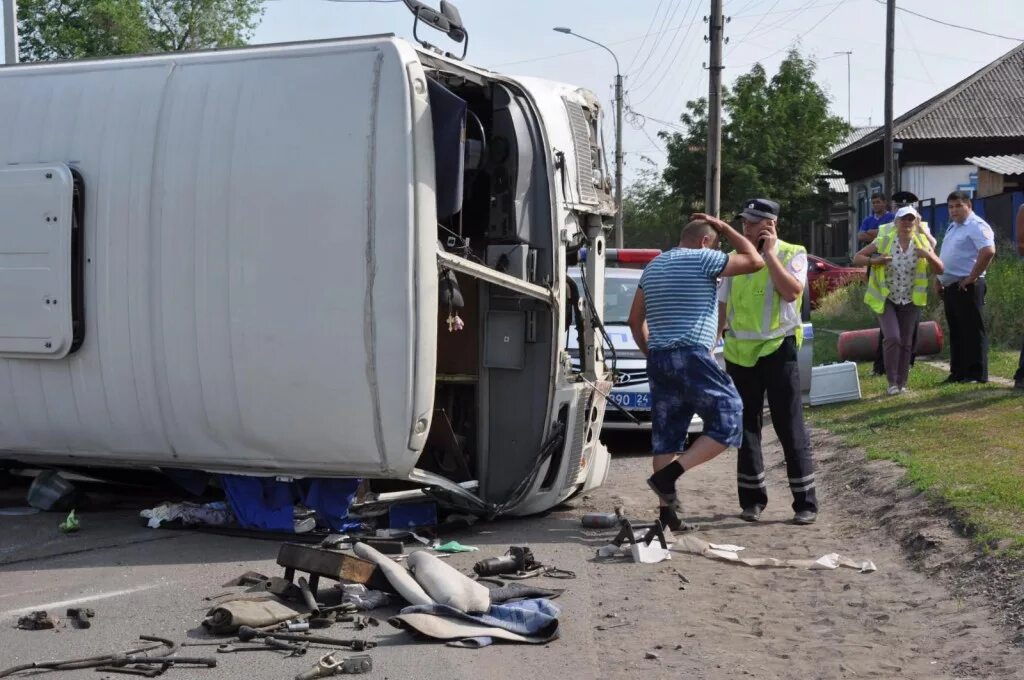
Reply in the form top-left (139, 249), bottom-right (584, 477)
top-left (690, 213), bottom-right (725, 232)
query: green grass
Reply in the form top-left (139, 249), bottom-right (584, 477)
top-left (807, 355), bottom-right (1024, 553)
top-left (807, 254), bottom-right (1024, 552)
top-left (811, 251), bottom-right (1023, 380)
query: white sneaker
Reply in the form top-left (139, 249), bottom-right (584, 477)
top-left (900, 386), bottom-right (909, 394)
top-left (886, 385), bottom-right (901, 396)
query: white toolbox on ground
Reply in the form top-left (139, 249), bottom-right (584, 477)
top-left (809, 361), bottom-right (862, 406)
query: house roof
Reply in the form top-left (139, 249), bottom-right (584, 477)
top-left (824, 176), bottom-right (848, 194)
top-left (967, 154), bottom-right (1024, 176)
top-left (832, 42), bottom-right (1024, 160)
top-left (831, 126), bottom-right (879, 154)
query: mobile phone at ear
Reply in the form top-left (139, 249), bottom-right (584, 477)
top-left (757, 237), bottom-right (766, 252)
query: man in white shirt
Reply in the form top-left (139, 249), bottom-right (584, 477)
top-left (937, 191), bottom-right (996, 383)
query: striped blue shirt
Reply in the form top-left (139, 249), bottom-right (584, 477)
top-left (640, 248), bottom-right (728, 351)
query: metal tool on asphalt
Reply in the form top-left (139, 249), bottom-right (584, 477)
top-left (236, 625), bottom-right (377, 652)
top-left (66, 607), bottom-right (95, 629)
top-left (473, 546), bottom-right (576, 580)
top-left (216, 638), bottom-right (307, 656)
top-left (95, 664), bottom-right (167, 677)
top-left (0, 635), bottom-right (212, 678)
top-left (295, 653), bottom-right (372, 679)
top-left (297, 577), bottom-right (321, 617)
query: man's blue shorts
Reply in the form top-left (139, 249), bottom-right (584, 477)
top-left (647, 345), bottom-right (744, 454)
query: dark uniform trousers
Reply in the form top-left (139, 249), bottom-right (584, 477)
top-left (726, 335), bottom-right (817, 513)
top-left (943, 279), bottom-right (988, 382)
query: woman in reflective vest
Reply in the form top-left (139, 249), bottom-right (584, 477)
top-left (853, 206), bottom-right (944, 395)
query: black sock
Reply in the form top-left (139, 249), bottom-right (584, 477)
top-left (654, 460), bottom-right (685, 484)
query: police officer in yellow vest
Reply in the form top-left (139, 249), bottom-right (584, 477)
top-left (717, 199), bottom-right (817, 525)
top-left (853, 206), bottom-right (944, 394)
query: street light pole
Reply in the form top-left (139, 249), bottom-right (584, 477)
top-left (2, 0), bottom-right (18, 65)
top-left (834, 50), bottom-right (852, 125)
top-left (553, 27), bottom-right (623, 248)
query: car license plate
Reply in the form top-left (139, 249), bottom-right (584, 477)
top-left (609, 392), bottom-right (650, 410)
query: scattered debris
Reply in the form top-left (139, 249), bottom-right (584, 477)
top-left (0, 635), bottom-right (216, 677)
top-left (16, 611), bottom-right (58, 630)
top-left (140, 501), bottom-right (233, 529)
top-left (645, 651), bottom-right (660, 660)
top-left (58, 509), bottom-right (80, 533)
top-left (433, 541), bottom-right (478, 553)
top-left (295, 653), bottom-right (372, 679)
top-left (596, 514), bottom-right (672, 563)
top-left (236, 626), bottom-right (376, 652)
top-left (472, 546), bottom-right (575, 579)
top-left (580, 512), bottom-right (618, 528)
top-left (26, 470), bottom-right (76, 511)
top-left (67, 607), bottom-right (95, 629)
top-left (202, 597), bottom-right (304, 634)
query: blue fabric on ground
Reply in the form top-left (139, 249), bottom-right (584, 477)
top-left (220, 475), bottom-right (362, 532)
top-left (220, 475), bottom-right (295, 532)
top-left (400, 598), bottom-right (560, 639)
top-left (301, 478), bottom-right (362, 532)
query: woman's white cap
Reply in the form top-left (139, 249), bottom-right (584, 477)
top-left (895, 206), bottom-right (920, 219)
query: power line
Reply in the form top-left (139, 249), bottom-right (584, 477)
top-left (728, 0), bottom-right (785, 55)
top-left (630, 0), bottom-right (683, 82)
top-left (873, 0), bottom-right (1023, 42)
top-left (490, 18), bottom-right (694, 68)
top-left (728, 0), bottom-right (819, 53)
top-left (734, 0), bottom-right (849, 67)
top-left (625, 0), bottom-right (668, 74)
top-left (733, 0), bottom-right (849, 19)
top-left (631, 0), bottom-right (700, 94)
top-left (627, 108), bottom-right (687, 133)
top-left (897, 12), bottom-right (934, 86)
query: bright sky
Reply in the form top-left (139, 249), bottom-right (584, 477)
top-left (4, 0), bottom-right (1022, 184)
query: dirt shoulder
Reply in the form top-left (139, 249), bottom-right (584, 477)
top-left (584, 427), bottom-right (1024, 679)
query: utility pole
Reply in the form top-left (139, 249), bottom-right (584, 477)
top-left (2, 0), bottom-right (18, 64)
top-left (834, 50), bottom-right (852, 125)
top-left (883, 0), bottom-right (895, 202)
top-left (614, 72), bottom-right (624, 249)
top-left (705, 0), bottom-right (724, 217)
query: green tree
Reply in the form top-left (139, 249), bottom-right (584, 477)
top-left (17, 0), bottom-right (265, 62)
top-left (622, 164), bottom-right (683, 249)
top-left (661, 50), bottom-right (848, 241)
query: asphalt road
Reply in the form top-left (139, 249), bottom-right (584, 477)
top-left (4, 429), bottom-right (1023, 680)
top-left (0, 472), bottom-right (610, 680)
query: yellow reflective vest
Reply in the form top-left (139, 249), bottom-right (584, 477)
top-left (723, 240), bottom-right (805, 368)
top-left (863, 230), bottom-right (931, 314)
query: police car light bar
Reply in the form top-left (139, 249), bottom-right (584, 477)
top-left (579, 248), bottom-right (661, 264)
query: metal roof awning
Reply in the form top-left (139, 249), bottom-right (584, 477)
top-left (966, 154), bottom-right (1024, 176)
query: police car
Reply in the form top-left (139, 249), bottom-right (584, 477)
top-left (569, 248), bottom-right (814, 435)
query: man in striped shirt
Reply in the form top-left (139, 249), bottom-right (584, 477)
top-left (628, 214), bottom-right (764, 531)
